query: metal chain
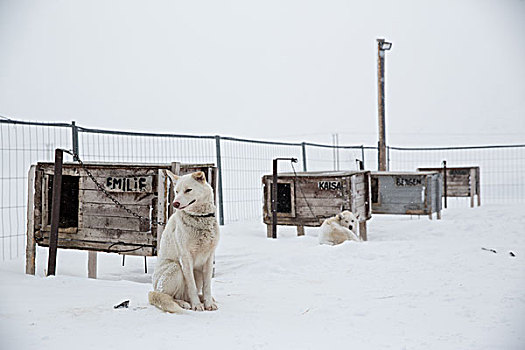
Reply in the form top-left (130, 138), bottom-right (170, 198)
top-left (290, 162), bottom-right (322, 222)
top-left (62, 149), bottom-right (166, 227)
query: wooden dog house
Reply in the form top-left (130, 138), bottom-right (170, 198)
top-left (262, 170), bottom-right (372, 240)
top-left (371, 171), bottom-right (443, 219)
top-left (417, 166), bottom-right (480, 207)
top-left (25, 161), bottom-right (217, 277)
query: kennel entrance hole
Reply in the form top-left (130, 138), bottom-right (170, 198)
top-left (276, 183), bottom-right (292, 213)
top-left (47, 175), bottom-right (79, 228)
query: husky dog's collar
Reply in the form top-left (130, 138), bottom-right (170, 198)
top-left (186, 212), bottom-right (216, 218)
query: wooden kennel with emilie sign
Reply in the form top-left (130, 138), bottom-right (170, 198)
top-left (262, 170), bottom-right (372, 240)
top-left (370, 171), bottom-right (443, 219)
top-left (25, 161), bottom-right (217, 278)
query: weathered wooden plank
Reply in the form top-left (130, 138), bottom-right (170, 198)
top-left (80, 189), bottom-right (155, 205)
top-left (36, 228), bottom-right (154, 244)
top-left (80, 202), bottom-right (151, 218)
top-left (291, 188), bottom-right (345, 199)
top-left (351, 175), bottom-right (366, 184)
top-left (470, 168), bottom-right (476, 207)
top-left (77, 167), bottom-right (163, 178)
top-left (372, 203), bottom-right (427, 215)
top-left (157, 169), bottom-right (167, 250)
top-left (446, 188), bottom-right (471, 196)
top-left (42, 174), bottom-right (49, 230)
top-left (41, 167), bottom-right (81, 177)
top-left (476, 168), bottom-right (481, 205)
top-left (81, 215), bottom-right (150, 232)
top-left (82, 228), bottom-right (154, 244)
top-left (88, 251), bottom-right (97, 279)
top-left (33, 170), bottom-right (43, 232)
top-left (36, 238), bottom-right (154, 256)
top-left (26, 165), bottom-right (37, 275)
top-left (263, 217), bottom-right (324, 227)
top-left (354, 196), bottom-right (366, 207)
top-left (351, 182), bottom-right (367, 192)
top-left (352, 205), bottom-right (369, 218)
top-left (444, 179), bottom-right (470, 185)
top-left (359, 221), bottom-right (367, 241)
top-left (295, 206), bottom-right (342, 218)
top-left (295, 197), bottom-right (344, 208)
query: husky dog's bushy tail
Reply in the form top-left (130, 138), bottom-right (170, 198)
top-left (148, 291), bottom-right (184, 314)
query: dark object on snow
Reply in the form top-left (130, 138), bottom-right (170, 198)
top-left (509, 251), bottom-right (516, 257)
top-left (481, 247), bottom-right (497, 254)
top-left (114, 300), bottom-right (130, 309)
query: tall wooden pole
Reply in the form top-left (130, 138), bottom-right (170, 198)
top-left (377, 39), bottom-right (390, 171)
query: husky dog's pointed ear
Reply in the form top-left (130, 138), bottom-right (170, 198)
top-left (166, 170), bottom-right (179, 183)
top-left (355, 213), bottom-right (360, 220)
top-left (192, 171), bottom-right (206, 183)
top-left (337, 213), bottom-right (344, 221)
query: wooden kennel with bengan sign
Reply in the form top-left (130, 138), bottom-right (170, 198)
top-left (371, 171), bottom-right (443, 219)
top-left (262, 170), bottom-right (372, 240)
top-left (25, 161), bottom-right (217, 278)
top-left (417, 166), bottom-right (480, 207)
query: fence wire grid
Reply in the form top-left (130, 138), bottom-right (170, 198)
top-left (1, 118), bottom-right (524, 260)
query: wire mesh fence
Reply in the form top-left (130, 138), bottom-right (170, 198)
top-left (1, 118), bottom-right (524, 260)
top-left (0, 120), bottom-right (73, 260)
top-left (388, 145), bottom-right (525, 205)
top-left (220, 137), bottom-right (304, 222)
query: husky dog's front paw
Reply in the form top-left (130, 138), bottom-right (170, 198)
top-left (204, 300), bottom-right (218, 311)
top-left (192, 302), bottom-right (205, 311)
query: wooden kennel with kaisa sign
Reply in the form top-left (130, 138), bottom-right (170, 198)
top-left (262, 170), bottom-right (372, 240)
top-left (370, 171), bottom-right (443, 219)
top-left (25, 161), bottom-right (217, 278)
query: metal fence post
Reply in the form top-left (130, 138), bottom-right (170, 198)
top-left (301, 142), bottom-right (307, 172)
top-left (443, 160), bottom-right (448, 209)
top-left (215, 135), bottom-right (225, 225)
top-left (361, 145), bottom-right (366, 170)
top-left (47, 149), bottom-right (63, 276)
top-left (71, 121), bottom-right (79, 157)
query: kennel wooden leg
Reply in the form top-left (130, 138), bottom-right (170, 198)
top-left (477, 172), bottom-right (481, 206)
top-left (429, 211), bottom-right (433, 220)
top-left (296, 225), bottom-right (305, 236)
top-left (88, 251), bottom-right (97, 279)
top-left (266, 225), bottom-right (272, 238)
top-left (26, 166), bottom-right (36, 275)
top-left (437, 210), bottom-right (442, 220)
top-left (359, 221), bottom-right (368, 241)
top-left (25, 226), bottom-right (36, 275)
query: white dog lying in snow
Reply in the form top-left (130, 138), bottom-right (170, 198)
top-left (318, 210), bottom-right (361, 245)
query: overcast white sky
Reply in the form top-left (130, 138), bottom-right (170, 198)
top-left (1, 0), bottom-right (524, 146)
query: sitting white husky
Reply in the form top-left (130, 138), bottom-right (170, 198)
top-left (318, 210), bottom-right (361, 245)
top-left (149, 171), bottom-right (220, 313)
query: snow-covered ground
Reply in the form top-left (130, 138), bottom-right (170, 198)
top-left (1, 205), bottom-right (524, 350)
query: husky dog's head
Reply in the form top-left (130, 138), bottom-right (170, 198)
top-left (166, 171), bottom-right (214, 212)
top-left (336, 210), bottom-right (359, 233)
